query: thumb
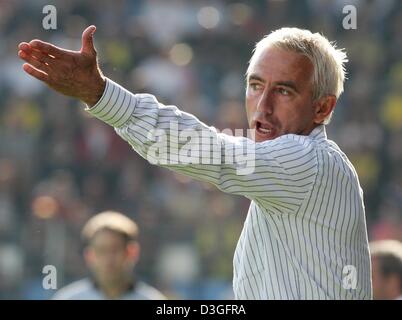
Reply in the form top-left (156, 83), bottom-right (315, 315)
top-left (81, 25), bottom-right (97, 56)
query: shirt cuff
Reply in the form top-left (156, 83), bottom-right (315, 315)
top-left (85, 78), bottom-right (137, 127)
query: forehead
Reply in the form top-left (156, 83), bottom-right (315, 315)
top-left (90, 229), bottom-right (127, 247)
top-left (248, 46), bottom-right (314, 83)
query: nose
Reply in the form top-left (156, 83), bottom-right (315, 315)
top-left (253, 88), bottom-right (273, 124)
top-left (256, 88), bottom-right (274, 115)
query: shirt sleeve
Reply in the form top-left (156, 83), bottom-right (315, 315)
top-left (86, 78), bottom-right (318, 214)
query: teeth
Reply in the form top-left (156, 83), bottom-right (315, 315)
top-left (259, 127), bottom-right (271, 134)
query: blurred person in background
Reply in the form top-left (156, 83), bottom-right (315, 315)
top-left (370, 240), bottom-right (402, 300)
top-left (52, 211), bottom-right (166, 300)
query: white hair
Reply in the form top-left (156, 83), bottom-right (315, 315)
top-left (247, 28), bottom-right (348, 124)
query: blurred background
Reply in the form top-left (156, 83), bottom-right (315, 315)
top-left (0, 0), bottom-right (401, 299)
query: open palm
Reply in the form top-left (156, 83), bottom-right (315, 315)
top-left (18, 25), bottom-right (106, 106)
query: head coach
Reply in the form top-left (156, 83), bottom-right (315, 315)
top-left (18, 26), bottom-right (372, 300)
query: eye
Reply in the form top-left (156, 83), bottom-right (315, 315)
top-left (249, 82), bottom-right (263, 91)
top-left (277, 88), bottom-right (290, 96)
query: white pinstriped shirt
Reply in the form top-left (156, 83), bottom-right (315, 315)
top-left (86, 78), bottom-right (372, 300)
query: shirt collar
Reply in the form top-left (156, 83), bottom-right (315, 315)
top-left (309, 125), bottom-right (327, 141)
top-left (90, 276), bottom-right (137, 298)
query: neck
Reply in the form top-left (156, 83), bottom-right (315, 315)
top-left (98, 275), bottom-right (133, 299)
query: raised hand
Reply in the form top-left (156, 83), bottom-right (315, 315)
top-left (18, 25), bottom-right (106, 106)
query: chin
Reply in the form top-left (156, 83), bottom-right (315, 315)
top-left (254, 131), bottom-right (279, 142)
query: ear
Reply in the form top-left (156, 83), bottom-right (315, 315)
top-left (83, 247), bottom-right (95, 266)
top-left (126, 242), bottom-right (140, 265)
top-left (313, 95), bottom-right (337, 124)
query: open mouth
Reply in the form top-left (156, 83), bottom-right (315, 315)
top-left (255, 121), bottom-right (275, 140)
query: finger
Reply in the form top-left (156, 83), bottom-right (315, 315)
top-left (81, 25), bottom-right (97, 56)
top-left (18, 50), bottom-right (50, 73)
top-left (22, 63), bottom-right (49, 83)
top-left (30, 48), bottom-right (55, 65)
top-left (29, 40), bottom-right (63, 57)
top-left (18, 42), bottom-right (32, 52)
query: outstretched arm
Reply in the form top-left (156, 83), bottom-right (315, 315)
top-left (18, 26), bottom-right (317, 213)
top-left (86, 78), bottom-right (317, 212)
top-left (18, 25), bottom-right (105, 106)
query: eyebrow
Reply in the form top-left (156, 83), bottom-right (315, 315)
top-left (248, 74), bottom-right (300, 93)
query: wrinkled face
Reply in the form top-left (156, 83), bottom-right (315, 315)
top-left (85, 230), bottom-right (138, 285)
top-left (246, 46), bottom-right (318, 142)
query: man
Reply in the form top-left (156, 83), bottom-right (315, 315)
top-left (52, 211), bottom-right (166, 300)
top-left (370, 239), bottom-right (402, 300)
top-left (18, 26), bottom-right (372, 299)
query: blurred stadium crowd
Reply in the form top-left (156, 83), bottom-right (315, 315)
top-left (0, 0), bottom-right (401, 299)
